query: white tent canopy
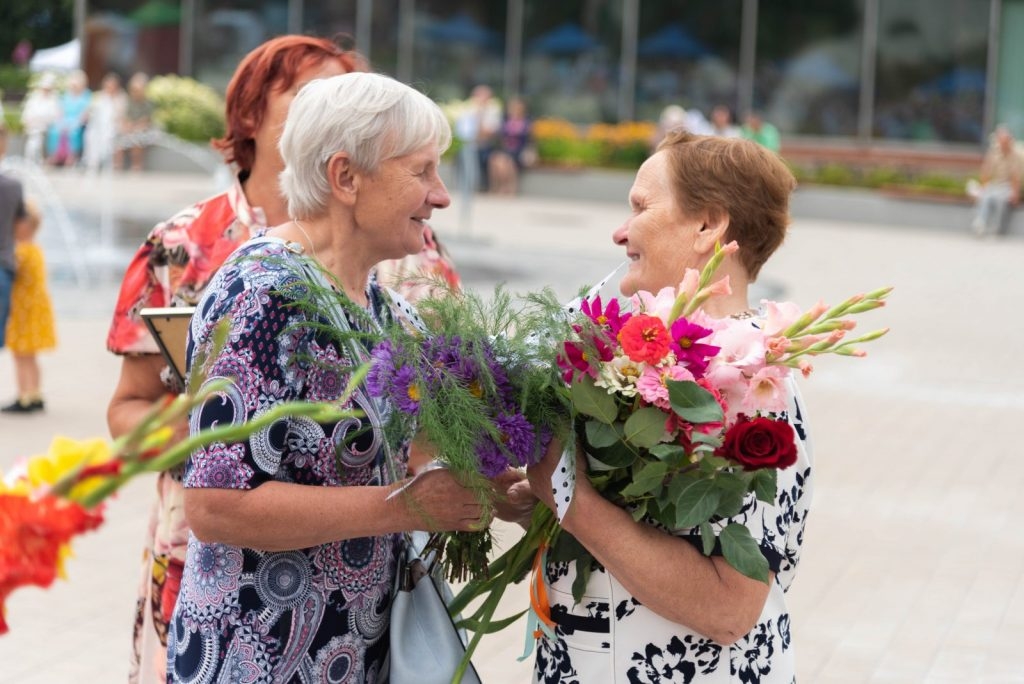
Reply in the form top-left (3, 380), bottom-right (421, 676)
top-left (29, 39), bottom-right (81, 73)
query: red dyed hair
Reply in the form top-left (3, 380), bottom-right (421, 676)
top-left (212, 35), bottom-right (361, 171)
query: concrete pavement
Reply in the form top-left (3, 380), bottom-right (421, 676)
top-left (1, 167), bottom-right (1023, 682)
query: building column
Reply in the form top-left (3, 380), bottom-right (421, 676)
top-left (737, 0), bottom-right (758, 118)
top-left (618, 0), bottom-right (639, 122)
top-left (857, 0), bottom-right (879, 142)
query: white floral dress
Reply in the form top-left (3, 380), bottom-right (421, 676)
top-left (534, 378), bottom-right (813, 684)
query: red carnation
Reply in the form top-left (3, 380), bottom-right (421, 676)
top-left (717, 414), bottom-right (797, 471)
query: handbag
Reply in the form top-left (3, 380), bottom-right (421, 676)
top-left (385, 530), bottom-right (482, 684)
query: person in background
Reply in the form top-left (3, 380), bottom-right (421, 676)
top-left (487, 97), bottom-right (534, 195)
top-left (2, 199), bottom-right (56, 414)
top-left (454, 84), bottom-right (501, 195)
top-left (105, 36), bottom-right (360, 684)
top-left (116, 73), bottom-right (154, 172)
top-left (47, 70), bottom-right (91, 167)
top-left (650, 104), bottom-right (688, 152)
top-left (19, 73), bottom-right (60, 166)
top-left (0, 126), bottom-right (26, 373)
top-left (741, 111), bottom-right (781, 153)
top-left (83, 73), bottom-right (126, 173)
top-left (968, 124), bottom-right (1024, 237)
top-left (710, 104), bottom-right (741, 138)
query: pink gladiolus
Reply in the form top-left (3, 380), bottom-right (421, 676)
top-left (701, 275), bottom-right (732, 299)
top-left (763, 300), bottom-right (803, 337)
top-left (678, 269), bottom-right (701, 300)
top-left (633, 287), bottom-right (678, 324)
top-left (765, 336), bottom-right (791, 359)
top-left (797, 360), bottom-right (813, 377)
top-left (741, 365), bottom-right (790, 415)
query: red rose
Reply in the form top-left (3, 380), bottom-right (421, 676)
top-left (717, 414), bottom-right (797, 470)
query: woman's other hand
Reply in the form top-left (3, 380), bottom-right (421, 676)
top-left (399, 467), bottom-right (487, 532)
top-left (489, 469), bottom-right (536, 527)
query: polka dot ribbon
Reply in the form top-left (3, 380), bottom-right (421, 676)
top-left (552, 260), bottom-right (627, 523)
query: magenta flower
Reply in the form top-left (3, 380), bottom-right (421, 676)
top-left (669, 317), bottom-right (720, 377)
top-left (581, 296), bottom-right (630, 334)
top-left (557, 333), bottom-right (614, 384)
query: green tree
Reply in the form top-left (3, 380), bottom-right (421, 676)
top-left (0, 0), bottom-right (75, 65)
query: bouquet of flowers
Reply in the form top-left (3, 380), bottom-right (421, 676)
top-left (362, 286), bottom-right (568, 582)
top-left (0, 326), bottom-right (352, 635)
top-left (438, 242), bottom-right (891, 681)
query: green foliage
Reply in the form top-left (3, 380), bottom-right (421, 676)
top-left (0, 65), bottom-right (31, 100)
top-left (0, 1), bottom-right (74, 74)
top-left (146, 75), bottom-right (225, 143)
top-left (791, 160), bottom-right (970, 197)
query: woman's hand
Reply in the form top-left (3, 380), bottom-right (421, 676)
top-left (399, 467), bottom-right (487, 533)
top-left (488, 469), bottom-right (536, 527)
top-left (527, 438), bottom-right (591, 523)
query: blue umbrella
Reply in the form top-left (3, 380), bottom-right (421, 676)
top-left (528, 22), bottom-right (598, 55)
top-left (422, 12), bottom-right (499, 49)
top-left (923, 67), bottom-right (986, 95)
top-left (638, 23), bottom-right (707, 59)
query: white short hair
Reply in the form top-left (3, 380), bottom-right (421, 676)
top-left (279, 72), bottom-right (452, 219)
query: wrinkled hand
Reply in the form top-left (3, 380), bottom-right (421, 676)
top-left (526, 438), bottom-right (589, 515)
top-left (488, 469), bottom-right (537, 527)
top-left (399, 467), bottom-right (487, 532)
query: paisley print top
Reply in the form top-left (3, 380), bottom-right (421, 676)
top-left (167, 239), bottom-right (408, 684)
top-left (535, 377), bottom-right (813, 684)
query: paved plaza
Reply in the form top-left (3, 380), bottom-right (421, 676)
top-left (1, 168), bottom-right (1023, 682)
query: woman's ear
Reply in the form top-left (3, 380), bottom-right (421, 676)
top-left (694, 210), bottom-right (730, 255)
top-left (326, 152), bottom-right (358, 206)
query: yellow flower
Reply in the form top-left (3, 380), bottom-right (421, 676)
top-left (26, 437), bottom-right (114, 502)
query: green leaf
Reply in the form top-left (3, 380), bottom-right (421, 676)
top-left (630, 499), bottom-right (649, 522)
top-left (673, 479), bottom-right (721, 529)
top-left (548, 532), bottom-right (588, 564)
top-left (649, 443), bottom-right (687, 465)
top-left (699, 522), bottom-right (716, 555)
top-left (751, 468), bottom-right (778, 503)
top-left (691, 431), bottom-right (722, 447)
top-left (572, 556), bottom-right (594, 604)
top-left (623, 407), bottom-right (669, 448)
top-left (571, 377), bottom-right (618, 424)
top-left (585, 420), bottom-right (621, 449)
top-left (720, 523), bottom-right (770, 583)
top-left (713, 473), bottom-right (749, 518)
top-left (620, 461), bottom-right (670, 498)
top-left (698, 453), bottom-right (730, 474)
top-left (667, 380), bottom-right (724, 424)
top-left (586, 440), bottom-right (638, 470)
top-left (457, 609), bottom-right (528, 633)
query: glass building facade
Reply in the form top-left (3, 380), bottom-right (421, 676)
top-left (82, 0), bottom-right (1019, 147)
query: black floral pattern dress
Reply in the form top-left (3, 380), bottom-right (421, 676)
top-left (535, 378), bottom-right (813, 684)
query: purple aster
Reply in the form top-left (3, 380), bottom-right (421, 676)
top-left (366, 340), bottom-right (397, 398)
top-left (669, 317), bottom-right (720, 377)
top-left (476, 439), bottom-right (510, 478)
top-left (495, 412), bottom-right (539, 467)
top-left (390, 365), bottom-right (422, 415)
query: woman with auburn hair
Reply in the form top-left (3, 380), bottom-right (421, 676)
top-left (105, 35), bottom-right (359, 683)
top-left (525, 130), bottom-right (812, 682)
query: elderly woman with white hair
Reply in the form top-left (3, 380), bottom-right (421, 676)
top-left (167, 72), bottom-right (485, 683)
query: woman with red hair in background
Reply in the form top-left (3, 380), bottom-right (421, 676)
top-left (106, 36), bottom-right (359, 683)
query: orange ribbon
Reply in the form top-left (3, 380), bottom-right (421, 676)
top-left (528, 542), bottom-right (555, 637)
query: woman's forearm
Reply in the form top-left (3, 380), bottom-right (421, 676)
top-left (184, 481), bottom-right (419, 551)
top-left (562, 485), bottom-right (772, 645)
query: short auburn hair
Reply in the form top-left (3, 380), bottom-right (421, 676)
top-left (656, 130), bottom-right (796, 280)
top-left (212, 35), bottom-right (361, 171)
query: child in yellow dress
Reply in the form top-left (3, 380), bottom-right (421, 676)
top-left (2, 200), bottom-right (56, 413)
